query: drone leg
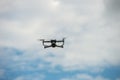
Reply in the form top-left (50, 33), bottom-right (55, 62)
top-left (62, 38), bottom-right (65, 45)
top-left (40, 40), bottom-right (45, 46)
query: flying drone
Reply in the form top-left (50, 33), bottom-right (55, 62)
top-left (39, 38), bottom-right (65, 48)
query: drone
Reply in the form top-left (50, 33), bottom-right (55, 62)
top-left (39, 38), bottom-right (65, 48)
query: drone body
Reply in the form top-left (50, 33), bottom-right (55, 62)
top-left (39, 38), bottom-right (65, 48)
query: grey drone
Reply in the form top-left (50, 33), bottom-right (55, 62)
top-left (39, 38), bottom-right (65, 48)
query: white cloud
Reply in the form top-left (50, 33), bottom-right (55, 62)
top-left (14, 74), bottom-right (45, 80)
top-left (61, 74), bottom-right (110, 80)
top-left (0, 0), bottom-right (120, 73)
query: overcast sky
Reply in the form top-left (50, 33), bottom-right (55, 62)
top-left (0, 0), bottom-right (120, 80)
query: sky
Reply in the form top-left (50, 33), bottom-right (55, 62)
top-left (0, 0), bottom-right (120, 80)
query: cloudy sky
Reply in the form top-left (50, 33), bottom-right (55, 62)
top-left (0, 0), bottom-right (120, 80)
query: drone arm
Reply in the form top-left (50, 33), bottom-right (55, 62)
top-left (56, 45), bottom-right (63, 48)
top-left (56, 40), bottom-right (64, 42)
top-left (56, 38), bottom-right (65, 42)
top-left (44, 41), bottom-right (51, 42)
top-left (44, 45), bottom-right (51, 48)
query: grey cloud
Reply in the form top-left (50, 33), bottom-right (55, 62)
top-left (105, 0), bottom-right (120, 13)
top-left (103, 0), bottom-right (120, 43)
top-left (104, 0), bottom-right (120, 21)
